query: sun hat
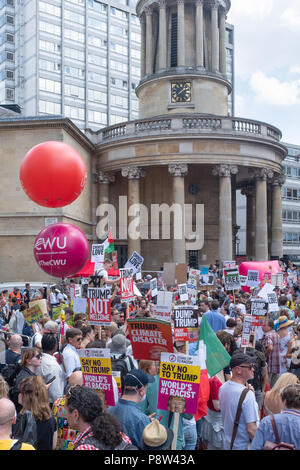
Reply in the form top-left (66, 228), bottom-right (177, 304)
top-left (107, 334), bottom-right (129, 355)
top-left (274, 315), bottom-right (294, 331)
top-left (141, 419), bottom-right (174, 450)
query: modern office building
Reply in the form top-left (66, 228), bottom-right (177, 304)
top-left (282, 142), bottom-right (300, 262)
top-left (0, 0), bottom-right (234, 130)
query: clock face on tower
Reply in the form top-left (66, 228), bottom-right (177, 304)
top-left (171, 81), bottom-right (192, 103)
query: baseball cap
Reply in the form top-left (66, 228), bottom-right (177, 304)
top-left (124, 369), bottom-right (155, 389)
top-left (230, 352), bottom-right (256, 369)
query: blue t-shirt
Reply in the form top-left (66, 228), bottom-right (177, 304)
top-left (204, 310), bottom-right (226, 333)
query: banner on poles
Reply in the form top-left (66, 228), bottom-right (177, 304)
top-left (78, 348), bottom-right (115, 406)
top-left (127, 318), bottom-right (173, 360)
top-left (157, 352), bottom-right (201, 414)
top-left (87, 287), bottom-right (111, 325)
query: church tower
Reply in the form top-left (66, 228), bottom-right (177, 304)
top-left (136, 0), bottom-right (231, 118)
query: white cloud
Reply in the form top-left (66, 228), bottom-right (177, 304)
top-left (281, 8), bottom-right (300, 31)
top-left (229, 0), bottom-right (273, 21)
top-left (289, 66), bottom-right (300, 75)
top-left (250, 71), bottom-right (300, 106)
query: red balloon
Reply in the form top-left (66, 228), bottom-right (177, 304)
top-left (34, 223), bottom-right (89, 278)
top-left (20, 141), bottom-right (87, 208)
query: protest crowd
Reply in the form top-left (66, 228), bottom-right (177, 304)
top-left (0, 254), bottom-right (300, 452)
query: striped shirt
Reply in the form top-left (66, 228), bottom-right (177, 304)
top-left (261, 330), bottom-right (280, 374)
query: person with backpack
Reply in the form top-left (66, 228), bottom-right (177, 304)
top-left (5, 334), bottom-right (22, 365)
top-left (241, 334), bottom-right (269, 413)
top-left (65, 385), bottom-right (137, 450)
top-left (108, 333), bottom-right (137, 393)
top-left (250, 383), bottom-right (300, 450)
top-left (0, 398), bottom-right (35, 450)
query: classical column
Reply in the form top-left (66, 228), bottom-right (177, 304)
top-left (219, 7), bottom-right (226, 75)
top-left (212, 164), bottom-right (238, 262)
top-left (96, 171), bottom-right (115, 239)
top-left (145, 8), bottom-right (153, 75)
top-left (211, 1), bottom-right (219, 72)
top-left (195, 0), bottom-right (204, 68)
top-left (122, 166), bottom-right (146, 256)
top-left (254, 168), bottom-right (274, 261)
top-left (158, 0), bottom-right (167, 70)
top-left (271, 173), bottom-right (285, 259)
top-left (168, 163), bottom-right (188, 263)
top-left (140, 15), bottom-right (146, 78)
top-left (241, 185), bottom-right (256, 260)
top-left (177, 0), bottom-right (185, 67)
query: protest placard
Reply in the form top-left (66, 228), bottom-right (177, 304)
top-left (29, 299), bottom-right (48, 316)
top-left (267, 291), bottom-right (280, 312)
top-left (174, 306), bottom-right (199, 342)
top-left (223, 267), bottom-right (241, 291)
top-left (78, 348), bottom-right (115, 406)
top-left (91, 243), bottom-right (105, 263)
top-left (119, 267), bottom-right (134, 278)
top-left (124, 251), bottom-right (144, 274)
top-left (223, 261), bottom-right (236, 268)
top-left (157, 352), bottom-right (201, 414)
top-left (257, 283), bottom-right (275, 302)
top-left (271, 273), bottom-right (284, 288)
top-left (154, 305), bottom-right (172, 323)
top-left (178, 283), bottom-right (188, 302)
top-left (157, 291), bottom-right (173, 310)
top-left (162, 263), bottom-right (176, 286)
top-left (23, 304), bottom-right (44, 326)
top-left (247, 270), bottom-right (260, 288)
top-left (87, 287), bottom-right (111, 325)
top-left (175, 264), bottom-right (188, 285)
top-left (112, 251), bottom-right (118, 270)
top-left (112, 371), bottom-right (122, 398)
top-left (250, 299), bottom-right (268, 317)
top-left (241, 315), bottom-right (253, 348)
top-left (127, 318), bottom-right (173, 360)
top-left (199, 274), bottom-right (215, 287)
top-left (239, 275), bottom-right (248, 287)
top-left (73, 297), bottom-right (87, 314)
top-left (120, 276), bottom-right (135, 301)
top-left (150, 278), bottom-right (158, 297)
top-left (199, 267), bottom-right (209, 275)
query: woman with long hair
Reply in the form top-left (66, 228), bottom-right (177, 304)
top-left (263, 372), bottom-right (300, 415)
top-left (65, 385), bottom-right (136, 450)
top-left (11, 347), bottom-right (42, 410)
top-left (16, 375), bottom-right (57, 450)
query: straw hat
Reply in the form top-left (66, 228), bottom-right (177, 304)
top-left (276, 315), bottom-right (294, 331)
top-left (141, 419), bottom-right (174, 450)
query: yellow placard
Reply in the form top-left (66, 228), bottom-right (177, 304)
top-left (160, 362), bottom-right (201, 383)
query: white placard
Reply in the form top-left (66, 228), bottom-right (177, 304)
top-left (257, 283), bottom-right (275, 302)
top-left (267, 292), bottom-right (280, 312)
top-left (178, 283), bottom-right (188, 302)
top-left (240, 275), bottom-right (248, 287)
top-left (157, 291), bottom-right (173, 310)
top-left (154, 305), bottom-right (172, 323)
top-left (91, 243), bottom-right (106, 263)
top-left (124, 251), bottom-right (144, 274)
top-left (247, 270), bottom-right (260, 288)
top-left (73, 297), bottom-right (87, 314)
top-left (150, 278), bottom-right (158, 297)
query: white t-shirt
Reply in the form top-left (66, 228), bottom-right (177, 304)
top-left (219, 380), bottom-right (259, 450)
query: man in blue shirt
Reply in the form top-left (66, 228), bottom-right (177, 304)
top-left (108, 369), bottom-right (154, 449)
top-left (204, 300), bottom-right (226, 333)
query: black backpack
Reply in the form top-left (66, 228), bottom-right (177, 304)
top-left (245, 348), bottom-right (263, 391)
top-left (110, 354), bottom-right (134, 393)
top-left (1, 362), bottom-right (21, 388)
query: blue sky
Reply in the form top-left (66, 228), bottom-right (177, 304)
top-left (227, 0), bottom-right (300, 146)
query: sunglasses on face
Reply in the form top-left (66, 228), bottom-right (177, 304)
top-left (239, 364), bottom-right (254, 370)
top-left (34, 353), bottom-right (42, 359)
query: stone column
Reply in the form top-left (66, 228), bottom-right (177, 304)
top-left (195, 0), bottom-right (204, 68)
top-left (140, 15), bottom-right (146, 78)
top-left (271, 173), bottom-right (285, 259)
top-left (254, 168), bottom-right (274, 261)
top-left (122, 166), bottom-right (146, 256)
top-left (177, 0), bottom-right (185, 67)
top-left (212, 164), bottom-right (238, 262)
top-left (168, 163), bottom-right (188, 263)
top-left (145, 7), bottom-right (153, 75)
top-left (241, 185), bottom-right (256, 260)
top-left (158, 0), bottom-right (167, 70)
top-left (219, 7), bottom-right (226, 75)
top-left (211, 1), bottom-right (219, 72)
top-left (96, 171), bottom-right (115, 239)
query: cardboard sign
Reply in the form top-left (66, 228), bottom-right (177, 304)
top-left (125, 251), bottom-right (144, 275)
top-left (127, 318), bottom-right (174, 360)
top-left (250, 299), bottom-right (268, 317)
top-left (87, 287), bottom-right (111, 325)
top-left (157, 352), bottom-right (201, 414)
top-left (247, 270), bottom-right (260, 288)
top-left (23, 304), bottom-right (44, 326)
top-left (29, 299), bottom-right (48, 316)
top-left (73, 297), bottom-right (88, 314)
top-left (175, 264), bottom-right (188, 285)
top-left (178, 283), bottom-right (188, 301)
top-left (157, 291), bottom-right (173, 310)
top-left (78, 348), bottom-right (115, 406)
top-left (223, 268), bottom-right (241, 291)
top-left (150, 278), bottom-right (158, 297)
top-left (120, 277), bottom-right (135, 301)
top-left (154, 305), bottom-right (172, 323)
top-left (91, 243), bottom-right (106, 263)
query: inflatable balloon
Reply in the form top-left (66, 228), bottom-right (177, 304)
top-left (20, 141), bottom-right (87, 208)
top-left (34, 223), bottom-right (89, 278)
top-left (239, 260), bottom-right (282, 292)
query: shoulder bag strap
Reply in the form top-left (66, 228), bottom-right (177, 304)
top-left (270, 414), bottom-right (281, 444)
top-left (230, 388), bottom-right (250, 450)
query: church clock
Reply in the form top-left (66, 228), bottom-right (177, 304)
top-left (171, 81), bottom-right (192, 103)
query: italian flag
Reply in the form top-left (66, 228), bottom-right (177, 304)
top-left (103, 229), bottom-right (115, 254)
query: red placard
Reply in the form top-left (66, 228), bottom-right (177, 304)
top-left (127, 318), bottom-right (174, 361)
top-left (88, 298), bottom-right (111, 325)
top-left (120, 277), bottom-right (135, 301)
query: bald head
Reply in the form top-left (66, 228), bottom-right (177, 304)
top-left (0, 398), bottom-right (16, 427)
top-left (68, 371), bottom-right (83, 387)
top-left (9, 334), bottom-right (23, 350)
